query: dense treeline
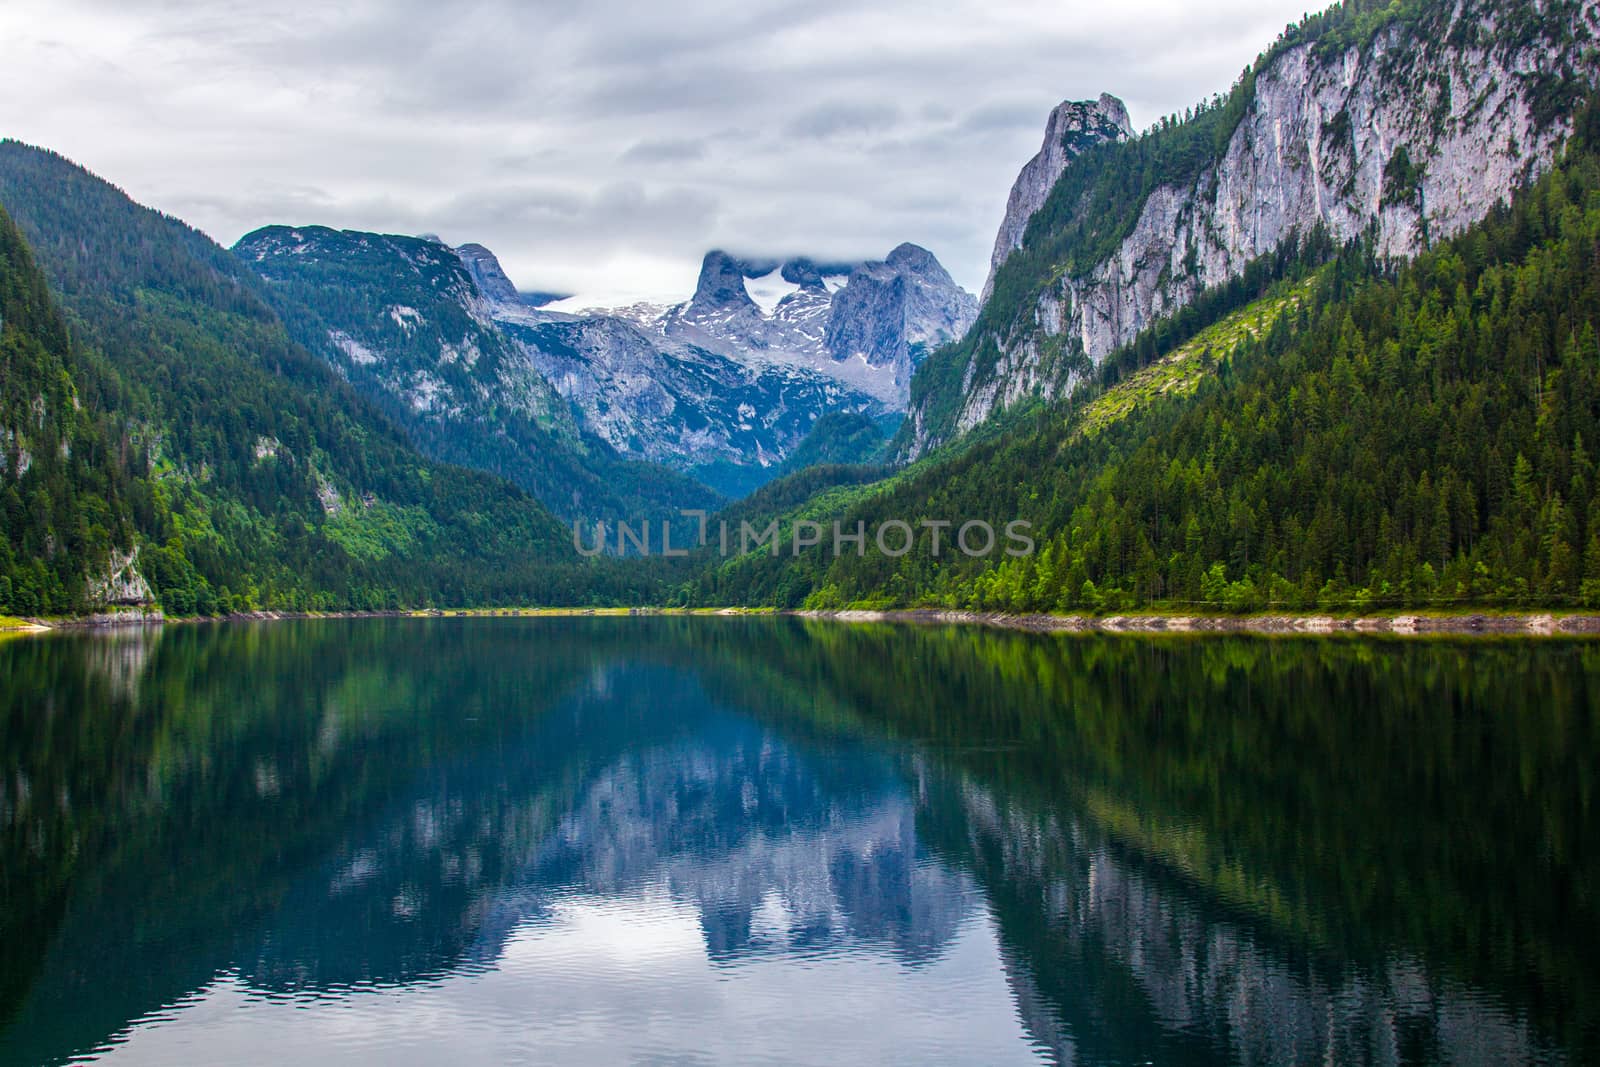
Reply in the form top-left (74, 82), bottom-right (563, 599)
top-left (776, 411), bottom-right (893, 473)
top-left (0, 142), bottom-right (653, 615)
top-left (0, 207), bottom-right (139, 614)
top-left (689, 103), bottom-right (1600, 612)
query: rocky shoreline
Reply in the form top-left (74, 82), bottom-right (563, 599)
top-left (12, 607), bottom-right (1600, 638)
top-left (796, 609), bottom-right (1600, 637)
top-left (14, 608), bottom-right (405, 631)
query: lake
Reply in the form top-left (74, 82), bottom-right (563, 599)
top-left (1, 617), bottom-right (1596, 1065)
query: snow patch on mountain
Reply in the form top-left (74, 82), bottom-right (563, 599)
top-left (744, 268), bottom-right (802, 315)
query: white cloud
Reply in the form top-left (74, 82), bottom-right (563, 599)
top-left (0, 0), bottom-right (1316, 299)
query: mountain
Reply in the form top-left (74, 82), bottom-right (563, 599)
top-left (526, 243), bottom-right (973, 495)
top-left (495, 309), bottom-right (877, 498)
top-left (691, 0), bottom-right (1600, 617)
top-left (238, 233), bottom-right (972, 499)
top-left (655, 246), bottom-right (978, 406)
top-left (685, 11), bottom-right (1600, 613)
top-left (0, 141), bottom-right (649, 614)
top-left (233, 225), bottom-right (720, 523)
top-left (905, 0), bottom-right (1600, 455)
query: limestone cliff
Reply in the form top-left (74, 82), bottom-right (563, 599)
top-left (908, 0), bottom-right (1600, 454)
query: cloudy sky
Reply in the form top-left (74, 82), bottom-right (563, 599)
top-left (1, 0), bottom-right (1315, 301)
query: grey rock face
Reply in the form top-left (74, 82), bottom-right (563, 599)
top-left (662, 246), bottom-right (977, 406)
top-left (825, 268), bottom-right (907, 370)
top-left (455, 242), bottom-right (523, 307)
top-left (780, 257), bottom-right (844, 289)
top-left (500, 311), bottom-right (880, 483)
top-left (824, 244), bottom-right (978, 393)
top-left (688, 250), bottom-right (760, 317)
top-left (980, 93), bottom-right (1132, 303)
top-left (500, 242), bottom-right (972, 483)
top-left (86, 547), bottom-right (155, 607)
top-left (914, 0), bottom-right (1600, 454)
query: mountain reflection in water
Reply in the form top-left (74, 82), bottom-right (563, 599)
top-left (1, 618), bottom-right (1595, 1065)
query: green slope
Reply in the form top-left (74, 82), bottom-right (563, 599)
top-left (777, 411), bottom-right (897, 473)
top-left (1070, 274), bottom-right (1318, 441)
top-left (0, 141), bottom-right (647, 612)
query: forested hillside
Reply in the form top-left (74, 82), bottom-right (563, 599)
top-left (687, 102), bottom-right (1600, 613)
top-left (0, 142), bottom-right (648, 613)
top-left (776, 412), bottom-right (895, 474)
top-left (0, 207), bottom-right (139, 615)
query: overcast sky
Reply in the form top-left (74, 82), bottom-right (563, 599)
top-left (1, 0), bottom-right (1316, 301)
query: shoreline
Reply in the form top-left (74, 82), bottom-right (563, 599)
top-left (9, 606), bottom-right (1600, 638)
top-left (794, 609), bottom-right (1600, 636)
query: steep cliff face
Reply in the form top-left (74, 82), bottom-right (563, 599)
top-left (687, 250), bottom-right (761, 318)
top-left (979, 94), bottom-right (1132, 303)
top-left (454, 241), bottom-right (525, 307)
top-left (86, 548), bottom-right (155, 608)
top-left (498, 311), bottom-right (879, 495)
top-left (908, 0), bottom-right (1600, 455)
top-left (824, 243), bottom-right (980, 397)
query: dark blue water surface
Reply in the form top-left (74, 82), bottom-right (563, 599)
top-left (1, 618), bottom-right (1596, 1064)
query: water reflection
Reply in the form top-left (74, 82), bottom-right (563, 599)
top-left (0, 619), bottom-right (1595, 1064)
top-left (241, 663), bottom-right (980, 997)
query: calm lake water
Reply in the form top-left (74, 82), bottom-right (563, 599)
top-left (1, 618), bottom-right (1597, 1065)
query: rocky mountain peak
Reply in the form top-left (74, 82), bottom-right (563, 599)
top-left (455, 242), bottom-right (522, 306)
top-left (884, 242), bottom-right (941, 275)
top-left (823, 247), bottom-right (977, 395)
top-left (1048, 93), bottom-right (1132, 157)
top-left (690, 250), bottom-right (760, 316)
top-left (980, 92), bottom-right (1132, 301)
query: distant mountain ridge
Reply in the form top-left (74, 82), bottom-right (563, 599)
top-left (234, 224), bottom-right (720, 522)
top-left (235, 230), bottom-right (974, 498)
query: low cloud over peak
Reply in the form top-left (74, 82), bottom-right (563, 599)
top-left (0, 0), bottom-right (1314, 300)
